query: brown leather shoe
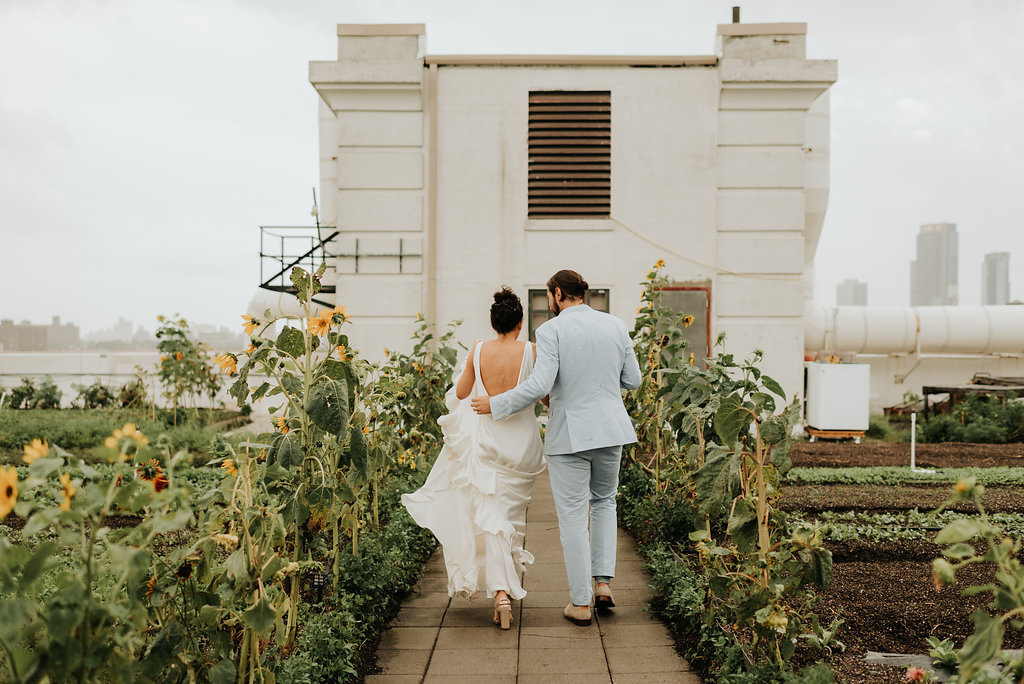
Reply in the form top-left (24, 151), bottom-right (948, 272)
top-left (563, 603), bottom-right (592, 626)
top-left (594, 583), bottom-right (615, 610)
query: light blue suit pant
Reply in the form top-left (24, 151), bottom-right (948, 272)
top-left (545, 445), bottom-right (622, 606)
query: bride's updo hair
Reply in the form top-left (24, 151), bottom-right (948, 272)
top-left (490, 286), bottom-right (524, 335)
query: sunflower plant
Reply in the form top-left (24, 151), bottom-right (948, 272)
top-left (155, 314), bottom-right (221, 424)
top-left (220, 265), bottom-right (368, 648)
top-left (0, 425), bottom-right (197, 684)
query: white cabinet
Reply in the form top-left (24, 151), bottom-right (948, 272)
top-left (805, 363), bottom-right (870, 430)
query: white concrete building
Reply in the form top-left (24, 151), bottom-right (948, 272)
top-left (257, 20), bottom-right (837, 400)
top-left (249, 20), bottom-right (1024, 412)
top-left (836, 279), bottom-right (867, 306)
top-left (982, 251), bottom-right (1010, 305)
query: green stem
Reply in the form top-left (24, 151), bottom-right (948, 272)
top-left (236, 628), bottom-right (250, 684)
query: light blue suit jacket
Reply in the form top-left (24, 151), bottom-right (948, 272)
top-left (490, 304), bottom-right (643, 455)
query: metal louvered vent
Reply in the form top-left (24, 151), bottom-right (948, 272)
top-left (528, 91), bottom-right (610, 218)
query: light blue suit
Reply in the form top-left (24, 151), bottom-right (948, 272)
top-left (490, 304), bottom-right (642, 605)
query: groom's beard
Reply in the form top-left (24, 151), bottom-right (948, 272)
top-left (550, 299), bottom-right (561, 316)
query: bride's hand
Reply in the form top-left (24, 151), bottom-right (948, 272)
top-left (471, 395), bottom-right (492, 415)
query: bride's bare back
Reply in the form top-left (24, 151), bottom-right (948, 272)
top-left (456, 339), bottom-right (536, 399)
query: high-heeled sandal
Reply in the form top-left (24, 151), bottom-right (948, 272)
top-left (493, 594), bottom-right (512, 630)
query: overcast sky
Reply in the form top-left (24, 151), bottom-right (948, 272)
top-left (1, 0), bottom-right (1022, 336)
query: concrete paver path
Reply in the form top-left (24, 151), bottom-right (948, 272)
top-left (369, 475), bottom-right (699, 682)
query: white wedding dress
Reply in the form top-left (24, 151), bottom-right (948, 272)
top-left (402, 342), bottom-right (546, 600)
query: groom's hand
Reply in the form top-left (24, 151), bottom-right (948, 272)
top-left (471, 395), bottom-right (492, 415)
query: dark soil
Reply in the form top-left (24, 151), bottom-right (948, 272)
top-left (791, 441), bottom-right (1024, 469)
top-left (0, 513), bottom-right (142, 533)
top-left (819, 538), bottom-right (1024, 683)
top-left (782, 484), bottom-right (1024, 513)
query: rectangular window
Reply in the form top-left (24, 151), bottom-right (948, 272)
top-left (528, 288), bottom-right (610, 342)
top-left (528, 91), bottom-right (610, 219)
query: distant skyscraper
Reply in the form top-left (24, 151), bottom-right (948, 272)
top-left (836, 278), bottom-right (868, 306)
top-left (982, 252), bottom-right (1010, 305)
top-left (910, 222), bottom-right (958, 306)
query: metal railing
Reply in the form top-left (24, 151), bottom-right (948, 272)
top-left (259, 226), bottom-right (339, 292)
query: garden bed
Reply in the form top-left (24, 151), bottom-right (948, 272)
top-left (818, 539), bottom-right (1024, 683)
top-left (791, 440), bottom-right (1024, 469)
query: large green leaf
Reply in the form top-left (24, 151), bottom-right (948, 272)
top-left (208, 659), bottom-right (236, 684)
top-left (306, 377), bottom-right (349, 435)
top-left (936, 518), bottom-right (990, 545)
top-left (276, 326), bottom-right (305, 359)
top-left (348, 424), bottom-right (367, 477)
top-left (267, 433), bottom-right (302, 469)
top-left (290, 267), bottom-right (321, 302)
top-left (958, 609), bottom-right (1004, 681)
top-left (243, 598), bottom-right (277, 637)
top-left (727, 497), bottom-right (759, 554)
top-left (18, 541), bottom-right (57, 591)
top-left (761, 374), bottom-right (786, 399)
top-left (809, 547), bottom-right (833, 588)
top-left (714, 393), bottom-right (750, 446)
top-left (691, 449), bottom-right (741, 520)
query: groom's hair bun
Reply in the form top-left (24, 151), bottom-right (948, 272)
top-left (546, 270), bottom-right (589, 301)
top-left (490, 286), bottom-right (523, 335)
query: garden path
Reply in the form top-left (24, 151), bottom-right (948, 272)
top-left (369, 475), bottom-right (699, 683)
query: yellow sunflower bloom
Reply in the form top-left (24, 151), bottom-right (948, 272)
top-left (336, 345), bottom-right (349, 362)
top-left (245, 344), bottom-right (256, 355)
top-left (683, 315), bottom-right (695, 328)
top-left (59, 472), bottom-right (77, 512)
top-left (331, 305), bottom-right (348, 324)
top-left (214, 354), bottom-right (238, 375)
top-left (221, 458), bottom-right (239, 477)
top-left (654, 259), bottom-right (666, 269)
top-left (688, 353), bottom-right (695, 366)
top-left (241, 313), bottom-right (259, 335)
top-left (308, 310), bottom-right (331, 337)
top-left (22, 438), bottom-right (49, 464)
top-left (0, 466), bottom-right (18, 519)
top-left (274, 417), bottom-right (290, 434)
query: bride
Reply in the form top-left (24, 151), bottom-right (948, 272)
top-left (401, 287), bottom-right (546, 630)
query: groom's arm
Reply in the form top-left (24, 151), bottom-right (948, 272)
top-left (475, 324), bottom-right (559, 420)
top-left (619, 324), bottom-right (642, 391)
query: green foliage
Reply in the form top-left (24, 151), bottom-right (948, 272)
top-left (619, 261), bottom-right (833, 677)
top-left (2, 376), bottom-right (63, 410)
top-left (792, 510), bottom-right (1024, 544)
top-left (378, 314), bottom-right (464, 461)
top-left (73, 380), bottom-right (118, 409)
top-left (0, 430), bottom-right (197, 683)
top-left (787, 466), bottom-right (1024, 487)
top-left (155, 314), bottom-right (221, 419)
top-left (919, 393), bottom-right (1024, 444)
top-left (930, 479), bottom-right (1024, 682)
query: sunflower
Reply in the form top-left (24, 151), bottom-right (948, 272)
top-left (688, 353), bottom-right (695, 367)
top-left (59, 472), bottom-right (77, 512)
top-left (241, 313), bottom-right (259, 335)
top-left (214, 354), bottom-right (238, 375)
top-left (336, 345), bottom-right (349, 362)
top-left (145, 575), bottom-right (157, 600)
top-left (307, 310), bottom-right (331, 337)
top-left (22, 438), bottom-right (49, 464)
top-left (683, 314), bottom-right (695, 328)
top-left (137, 460), bottom-right (169, 493)
top-left (0, 466), bottom-right (18, 519)
top-left (654, 259), bottom-right (666, 269)
top-left (244, 344), bottom-right (256, 356)
top-left (274, 417), bottom-right (290, 434)
top-left (175, 351), bottom-right (183, 361)
top-left (221, 458), bottom-right (239, 477)
top-left (330, 305), bottom-right (348, 325)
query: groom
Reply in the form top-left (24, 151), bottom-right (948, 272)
top-left (472, 269), bottom-right (642, 625)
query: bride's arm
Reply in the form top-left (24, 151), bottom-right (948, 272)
top-left (455, 341), bottom-right (480, 400)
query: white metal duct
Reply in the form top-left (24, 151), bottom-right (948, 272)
top-left (805, 303), bottom-right (1024, 355)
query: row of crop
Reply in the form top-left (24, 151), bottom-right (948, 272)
top-left (0, 266), bottom-right (455, 683)
top-left (788, 509), bottom-right (1024, 544)
top-left (786, 465), bottom-right (1024, 487)
top-left (623, 262), bottom-right (1024, 682)
top-left (619, 263), bottom-right (837, 682)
